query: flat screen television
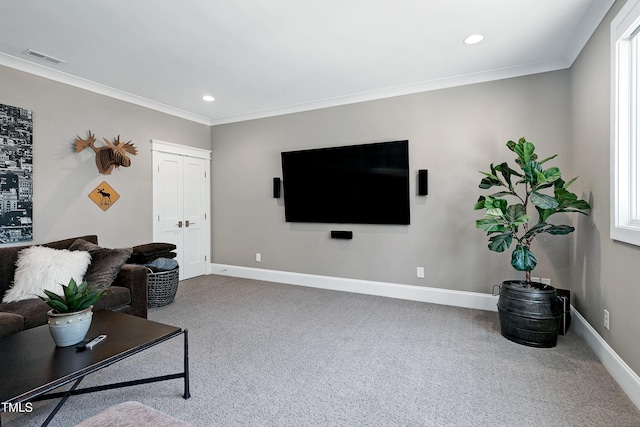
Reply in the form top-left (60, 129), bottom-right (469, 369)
top-left (281, 140), bottom-right (410, 225)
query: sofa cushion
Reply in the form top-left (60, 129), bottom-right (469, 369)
top-left (92, 286), bottom-right (131, 311)
top-left (43, 235), bottom-right (99, 250)
top-left (128, 242), bottom-right (177, 264)
top-left (2, 246), bottom-right (91, 303)
top-left (0, 299), bottom-right (50, 329)
top-left (0, 312), bottom-right (24, 337)
top-left (69, 239), bottom-right (133, 290)
top-left (0, 287), bottom-right (131, 330)
top-left (0, 236), bottom-right (98, 302)
top-left (130, 242), bottom-right (176, 256)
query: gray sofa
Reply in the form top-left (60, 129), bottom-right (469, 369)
top-left (0, 235), bottom-right (148, 337)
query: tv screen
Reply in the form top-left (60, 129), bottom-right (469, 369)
top-left (281, 140), bottom-right (410, 225)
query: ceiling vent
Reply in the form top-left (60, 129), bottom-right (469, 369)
top-left (23, 49), bottom-right (66, 65)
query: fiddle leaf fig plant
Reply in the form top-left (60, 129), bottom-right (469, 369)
top-left (474, 138), bottom-right (591, 285)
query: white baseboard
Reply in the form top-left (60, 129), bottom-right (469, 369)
top-left (210, 263), bottom-right (499, 312)
top-left (570, 306), bottom-right (640, 409)
top-left (209, 263), bottom-right (640, 410)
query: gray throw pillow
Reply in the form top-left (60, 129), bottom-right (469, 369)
top-left (69, 239), bottom-right (133, 290)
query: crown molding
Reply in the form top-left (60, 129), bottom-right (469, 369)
top-left (0, 51), bottom-right (571, 128)
top-left (563, 0), bottom-right (616, 66)
top-left (0, 52), bottom-right (212, 126)
top-left (209, 58), bottom-right (570, 125)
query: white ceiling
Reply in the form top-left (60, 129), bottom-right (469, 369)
top-left (0, 1), bottom-right (615, 126)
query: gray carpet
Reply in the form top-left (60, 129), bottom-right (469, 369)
top-left (3, 274), bottom-right (640, 426)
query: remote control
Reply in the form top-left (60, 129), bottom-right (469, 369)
top-left (85, 334), bottom-right (107, 349)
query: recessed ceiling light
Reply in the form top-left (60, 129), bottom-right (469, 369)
top-left (464, 34), bottom-right (484, 45)
top-left (202, 95), bottom-right (215, 102)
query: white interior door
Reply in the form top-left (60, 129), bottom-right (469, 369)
top-left (182, 156), bottom-right (208, 278)
top-left (154, 151), bottom-right (183, 252)
top-left (152, 141), bottom-right (211, 280)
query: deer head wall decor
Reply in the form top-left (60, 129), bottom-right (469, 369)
top-left (74, 130), bottom-right (138, 175)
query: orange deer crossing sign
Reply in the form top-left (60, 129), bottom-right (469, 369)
top-left (89, 181), bottom-right (120, 211)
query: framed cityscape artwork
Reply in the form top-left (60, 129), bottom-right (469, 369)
top-left (0, 103), bottom-right (33, 244)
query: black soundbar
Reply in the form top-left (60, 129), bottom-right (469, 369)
top-left (331, 231), bottom-right (353, 240)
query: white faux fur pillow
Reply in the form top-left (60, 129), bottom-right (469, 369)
top-left (2, 246), bottom-right (91, 303)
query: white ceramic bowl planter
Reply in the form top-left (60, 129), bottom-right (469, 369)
top-left (47, 306), bottom-right (93, 347)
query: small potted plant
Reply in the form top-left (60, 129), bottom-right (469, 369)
top-left (474, 137), bottom-right (591, 347)
top-left (39, 278), bottom-right (104, 347)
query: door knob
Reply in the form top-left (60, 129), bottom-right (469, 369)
top-left (176, 221), bottom-right (183, 228)
top-left (186, 221), bottom-right (195, 227)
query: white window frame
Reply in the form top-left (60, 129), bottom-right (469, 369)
top-left (611, 0), bottom-right (640, 246)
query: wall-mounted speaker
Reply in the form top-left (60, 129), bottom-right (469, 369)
top-left (273, 177), bottom-right (281, 198)
top-left (418, 169), bottom-right (428, 196)
top-left (331, 230), bottom-right (353, 240)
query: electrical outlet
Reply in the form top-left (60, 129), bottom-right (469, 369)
top-left (604, 309), bottom-right (610, 330)
top-left (256, 253), bottom-right (262, 263)
top-left (417, 267), bottom-right (424, 278)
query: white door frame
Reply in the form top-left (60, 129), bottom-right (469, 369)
top-left (150, 139), bottom-right (211, 279)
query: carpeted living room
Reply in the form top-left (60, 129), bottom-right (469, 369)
top-left (2, 1), bottom-right (640, 426)
top-left (3, 275), bottom-right (640, 426)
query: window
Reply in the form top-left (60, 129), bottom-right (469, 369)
top-left (612, 0), bottom-right (640, 246)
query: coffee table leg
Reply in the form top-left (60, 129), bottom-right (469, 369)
top-left (183, 329), bottom-right (190, 399)
top-left (42, 376), bottom-right (84, 427)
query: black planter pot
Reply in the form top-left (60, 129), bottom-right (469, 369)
top-left (496, 280), bottom-right (563, 348)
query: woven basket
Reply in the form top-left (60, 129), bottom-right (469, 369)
top-left (147, 267), bottom-right (179, 308)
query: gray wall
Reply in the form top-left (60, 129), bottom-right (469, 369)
top-left (571, 0), bottom-right (640, 375)
top-left (0, 64), bottom-right (210, 248)
top-left (211, 71), bottom-right (574, 293)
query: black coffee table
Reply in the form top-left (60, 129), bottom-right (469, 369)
top-left (0, 310), bottom-right (190, 426)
